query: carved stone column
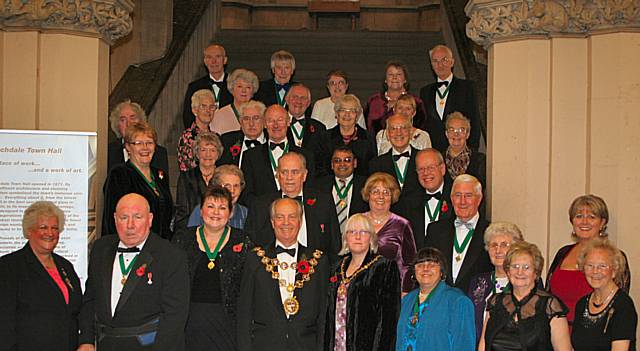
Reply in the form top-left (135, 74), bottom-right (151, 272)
top-left (465, 0), bottom-right (640, 301)
top-left (1, 0), bottom-right (134, 238)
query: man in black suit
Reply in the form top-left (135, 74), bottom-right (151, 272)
top-left (424, 174), bottom-right (491, 293)
top-left (78, 193), bottom-right (189, 351)
top-left (241, 105), bottom-right (316, 204)
top-left (244, 151), bottom-right (341, 261)
top-left (254, 50), bottom-right (296, 108)
top-left (397, 148), bottom-right (453, 250)
top-left (237, 198), bottom-right (329, 351)
top-left (107, 100), bottom-right (170, 183)
top-left (368, 114), bottom-right (421, 204)
top-left (286, 83), bottom-right (327, 175)
top-left (218, 100), bottom-right (268, 167)
top-left (316, 146), bottom-right (368, 233)
top-left (182, 44), bottom-right (233, 129)
top-left (420, 44), bottom-right (481, 153)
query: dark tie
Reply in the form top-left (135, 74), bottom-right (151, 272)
top-left (336, 179), bottom-right (349, 229)
top-left (270, 141), bottom-right (285, 150)
top-left (393, 152), bottom-right (410, 161)
top-left (244, 139), bottom-right (259, 148)
top-left (209, 78), bottom-right (222, 88)
top-left (275, 245), bottom-right (296, 257)
top-left (425, 192), bottom-right (442, 201)
top-left (117, 246), bottom-right (140, 253)
top-left (283, 194), bottom-right (303, 202)
top-left (292, 117), bottom-right (304, 126)
top-left (275, 82), bottom-right (290, 92)
top-left (437, 81), bottom-right (449, 88)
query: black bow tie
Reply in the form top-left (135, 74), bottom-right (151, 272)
top-left (209, 79), bottom-right (223, 88)
top-left (437, 81), bottom-right (449, 88)
top-left (275, 82), bottom-right (290, 92)
top-left (425, 192), bottom-right (442, 201)
top-left (245, 139), bottom-right (260, 148)
top-left (283, 194), bottom-right (303, 202)
top-left (292, 118), bottom-right (305, 126)
top-left (117, 246), bottom-right (140, 253)
top-left (393, 152), bottom-right (410, 161)
top-left (270, 141), bottom-right (285, 150)
top-left (275, 245), bottom-right (296, 257)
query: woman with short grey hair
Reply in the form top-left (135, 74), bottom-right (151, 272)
top-left (211, 68), bottom-right (259, 135)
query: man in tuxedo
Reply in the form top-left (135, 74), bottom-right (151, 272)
top-left (286, 83), bottom-right (327, 175)
top-left (254, 50), bottom-right (297, 107)
top-left (420, 44), bottom-right (481, 153)
top-left (241, 105), bottom-right (316, 204)
top-left (182, 44), bottom-right (232, 129)
top-left (78, 193), bottom-right (189, 351)
top-left (316, 146), bottom-right (368, 233)
top-left (244, 151), bottom-right (341, 261)
top-left (397, 148), bottom-right (453, 250)
top-left (218, 100), bottom-right (268, 167)
top-left (237, 198), bottom-right (329, 351)
top-left (424, 174), bottom-right (491, 293)
top-left (107, 100), bottom-right (170, 183)
top-left (368, 114), bottom-right (421, 204)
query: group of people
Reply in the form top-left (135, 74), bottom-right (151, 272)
top-left (1, 41), bottom-right (636, 351)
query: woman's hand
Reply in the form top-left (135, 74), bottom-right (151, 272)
top-left (549, 316), bottom-right (572, 351)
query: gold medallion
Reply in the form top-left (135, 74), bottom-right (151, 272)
top-left (455, 255), bottom-right (461, 262)
top-left (410, 315), bottom-right (418, 326)
top-left (286, 284), bottom-right (295, 293)
top-left (283, 296), bottom-right (300, 315)
top-left (439, 100), bottom-right (445, 107)
top-left (121, 277), bottom-right (127, 285)
top-left (208, 261), bottom-right (215, 270)
top-left (337, 283), bottom-right (347, 297)
top-left (338, 200), bottom-right (346, 208)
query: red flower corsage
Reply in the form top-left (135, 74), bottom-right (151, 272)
top-left (136, 264), bottom-right (147, 277)
top-left (232, 243), bottom-right (243, 253)
top-left (320, 223), bottom-right (325, 233)
top-left (306, 198), bottom-right (316, 206)
top-left (230, 145), bottom-right (241, 157)
top-left (441, 201), bottom-right (449, 212)
top-left (297, 260), bottom-right (310, 274)
top-left (330, 275), bottom-right (338, 283)
top-left (158, 170), bottom-right (164, 180)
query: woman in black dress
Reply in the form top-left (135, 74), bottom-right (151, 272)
top-left (572, 239), bottom-right (637, 351)
top-left (103, 121), bottom-right (173, 239)
top-left (172, 185), bottom-right (252, 351)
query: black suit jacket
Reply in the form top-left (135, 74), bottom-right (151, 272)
top-left (287, 116), bottom-right (327, 176)
top-left (254, 79), bottom-right (297, 108)
top-left (237, 244), bottom-right (329, 351)
top-left (107, 140), bottom-right (170, 185)
top-left (321, 125), bottom-right (377, 177)
top-left (316, 174), bottom-right (369, 218)
top-left (240, 142), bottom-right (316, 205)
top-left (182, 74), bottom-right (233, 129)
top-left (424, 216), bottom-right (491, 293)
top-left (78, 233), bottom-right (190, 350)
top-left (218, 130), bottom-right (268, 167)
top-left (174, 167), bottom-right (208, 231)
top-left (243, 187), bottom-right (341, 263)
top-left (420, 76), bottom-right (481, 153)
top-left (368, 147), bottom-right (422, 201)
top-left (396, 176), bottom-right (454, 250)
top-left (0, 244), bottom-right (83, 351)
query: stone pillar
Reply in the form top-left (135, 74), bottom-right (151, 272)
top-left (465, 0), bottom-right (640, 302)
top-left (1, 0), bottom-right (134, 238)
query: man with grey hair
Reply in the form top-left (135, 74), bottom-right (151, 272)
top-left (244, 151), bottom-right (341, 262)
top-left (107, 100), bottom-right (169, 181)
top-left (420, 44), bottom-right (481, 153)
top-left (424, 173), bottom-right (491, 293)
top-left (218, 100), bottom-right (268, 167)
top-left (237, 197), bottom-right (328, 351)
top-left (182, 43), bottom-right (232, 129)
top-left (254, 50), bottom-right (297, 107)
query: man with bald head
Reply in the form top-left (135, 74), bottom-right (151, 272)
top-left (424, 174), bottom-right (491, 293)
top-left (238, 198), bottom-right (328, 351)
top-left (241, 104), bottom-right (316, 204)
top-left (78, 194), bottom-right (189, 351)
top-left (182, 44), bottom-right (233, 129)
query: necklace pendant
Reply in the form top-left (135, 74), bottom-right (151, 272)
top-left (337, 283), bottom-right (347, 297)
top-left (208, 261), bottom-right (215, 270)
top-left (338, 200), bottom-right (346, 208)
top-left (439, 100), bottom-right (445, 107)
top-left (455, 254), bottom-right (461, 262)
top-left (283, 296), bottom-right (300, 315)
top-left (121, 277), bottom-right (127, 285)
top-left (296, 140), bottom-right (302, 147)
top-left (410, 315), bottom-right (418, 326)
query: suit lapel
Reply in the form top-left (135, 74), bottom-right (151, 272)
top-left (101, 240), bottom-right (118, 320)
top-left (444, 220), bottom-right (456, 284)
top-left (427, 84), bottom-right (440, 120)
top-left (24, 246), bottom-right (67, 307)
top-left (442, 77), bottom-right (458, 119)
top-left (456, 219), bottom-right (486, 284)
top-left (261, 145), bottom-right (278, 190)
top-left (114, 244), bottom-right (154, 316)
top-left (263, 245), bottom-right (288, 320)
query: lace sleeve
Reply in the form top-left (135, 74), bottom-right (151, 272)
top-left (486, 293), bottom-right (499, 312)
top-left (545, 294), bottom-right (569, 320)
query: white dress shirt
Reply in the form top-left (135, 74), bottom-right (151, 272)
top-left (423, 182), bottom-right (445, 236)
top-left (452, 212), bottom-right (479, 283)
top-left (275, 239), bottom-right (299, 317)
top-left (391, 147), bottom-right (411, 189)
top-left (435, 73), bottom-right (453, 119)
top-left (111, 238), bottom-right (148, 316)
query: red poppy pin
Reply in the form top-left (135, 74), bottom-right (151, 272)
top-left (232, 243), bottom-right (243, 253)
top-left (330, 275), bottom-right (338, 283)
top-left (320, 223), bottom-right (325, 233)
top-left (230, 145), bottom-right (241, 157)
top-left (441, 201), bottom-right (449, 213)
top-left (306, 198), bottom-right (316, 206)
top-left (158, 170), bottom-right (164, 180)
top-left (297, 260), bottom-right (310, 274)
top-left (309, 124), bottom-right (316, 133)
top-left (136, 264), bottom-right (147, 277)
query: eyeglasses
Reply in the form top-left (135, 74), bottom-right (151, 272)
top-left (370, 189), bottom-right (391, 197)
top-left (198, 104), bottom-right (217, 111)
top-left (128, 141), bottom-right (155, 148)
top-left (431, 57), bottom-right (451, 65)
top-left (415, 261), bottom-right (440, 270)
top-left (416, 165), bottom-right (441, 174)
top-left (488, 242), bottom-right (511, 251)
top-left (446, 127), bottom-right (467, 135)
top-left (332, 157), bottom-right (353, 164)
top-left (346, 230), bottom-right (371, 237)
top-left (338, 108), bottom-right (358, 114)
top-left (328, 80), bottom-right (347, 86)
top-left (388, 125), bottom-right (410, 133)
top-left (584, 263), bottom-right (611, 272)
top-left (240, 115), bottom-right (262, 123)
top-left (507, 264), bottom-right (533, 272)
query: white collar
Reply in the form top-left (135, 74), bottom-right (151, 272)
top-left (426, 182), bottom-right (444, 195)
top-left (275, 239), bottom-right (299, 250)
top-left (335, 174), bottom-right (354, 184)
top-left (118, 236), bottom-right (149, 251)
top-left (438, 73), bottom-right (453, 84)
top-left (244, 132), bottom-right (266, 143)
top-left (392, 146), bottom-right (411, 155)
top-left (456, 212), bottom-right (480, 227)
top-left (209, 72), bottom-right (225, 82)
